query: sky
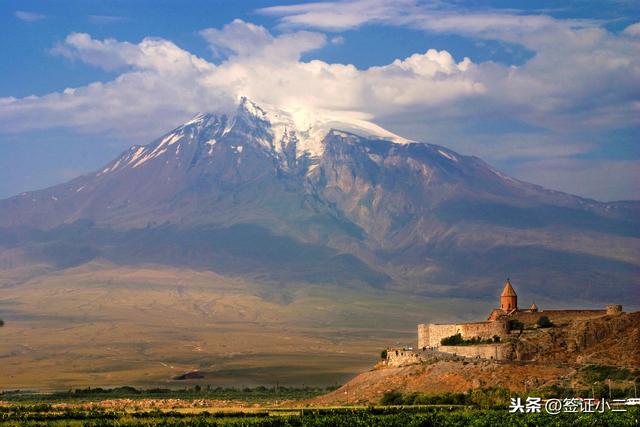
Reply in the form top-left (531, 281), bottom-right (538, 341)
top-left (0, 0), bottom-right (639, 201)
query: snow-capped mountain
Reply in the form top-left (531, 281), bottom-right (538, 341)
top-left (0, 98), bottom-right (638, 301)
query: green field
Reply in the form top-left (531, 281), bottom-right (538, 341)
top-left (1, 405), bottom-right (638, 426)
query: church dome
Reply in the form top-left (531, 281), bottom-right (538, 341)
top-left (501, 279), bottom-right (517, 297)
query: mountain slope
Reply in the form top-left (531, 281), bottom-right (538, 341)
top-left (0, 98), bottom-right (638, 301)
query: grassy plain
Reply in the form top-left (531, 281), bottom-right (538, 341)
top-left (0, 261), bottom-right (485, 390)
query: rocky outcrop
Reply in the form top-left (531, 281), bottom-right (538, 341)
top-left (511, 312), bottom-right (640, 366)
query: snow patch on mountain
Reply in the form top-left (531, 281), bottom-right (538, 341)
top-left (183, 113), bottom-right (208, 126)
top-left (235, 97), bottom-right (411, 160)
top-left (160, 133), bottom-right (183, 147)
top-left (129, 147), bottom-right (146, 164)
top-left (438, 149), bottom-right (458, 162)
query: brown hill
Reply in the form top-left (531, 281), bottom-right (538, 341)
top-left (305, 359), bottom-right (573, 406)
top-left (512, 311), bottom-right (640, 367)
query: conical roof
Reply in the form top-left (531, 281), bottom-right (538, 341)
top-left (501, 279), bottom-right (517, 297)
top-left (530, 302), bottom-right (538, 310)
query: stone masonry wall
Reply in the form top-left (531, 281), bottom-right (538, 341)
top-left (510, 310), bottom-right (606, 326)
top-left (417, 324), bottom-right (429, 349)
top-left (459, 321), bottom-right (507, 341)
top-left (418, 323), bottom-right (457, 348)
top-left (439, 344), bottom-right (509, 360)
top-left (418, 321), bottom-right (508, 348)
top-left (385, 348), bottom-right (423, 367)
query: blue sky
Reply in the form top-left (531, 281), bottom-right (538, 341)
top-left (1, 0), bottom-right (639, 201)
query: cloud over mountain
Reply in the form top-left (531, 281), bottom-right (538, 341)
top-left (0, 5), bottom-right (639, 200)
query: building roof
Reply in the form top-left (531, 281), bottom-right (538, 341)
top-left (501, 279), bottom-right (517, 297)
top-left (530, 302), bottom-right (538, 310)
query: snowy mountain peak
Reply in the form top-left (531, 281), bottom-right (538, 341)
top-left (237, 97), bottom-right (269, 122)
top-left (225, 97), bottom-right (412, 159)
top-left (97, 98), bottom-right (416, 177)
top-left (180, 112), bottom-right (223, 130)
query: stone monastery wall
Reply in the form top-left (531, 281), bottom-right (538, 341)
top-left (439, 343), bottom-right (509, 360)
top-left (459, 321), bottom-right (507, 340)
top-left (384, 348), bottom-right (423, 367)
top-left (418, 320), bottom-right (508, 348)
top-left (511, 310), bottom-right (607, 326)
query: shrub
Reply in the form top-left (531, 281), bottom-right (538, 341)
top-left (469, 387), bottom-right (510, 409)
top-left (380, 349), bottom-right (387, 359)
top-left (441, 334), bottom-right (496, 346)
top-left (581, 364), bottom-right (637, 382)
top-left (380, 390), bottom-right (404, 405)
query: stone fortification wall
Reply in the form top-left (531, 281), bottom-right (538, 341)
top-left (459, 321), bottom-right (507, 340)
top-left (417, 323), bottom-right (456, 348)
top-left (418, 320), bottom-right (508, 348)
top-left (439, 344), bottom-right (509, 360)
top-left (417, 324), bottom-right (429, 349)
top-left (384, 348), bottom-right (423, 367)
top-left (511, 310), bottom-right (607, 326)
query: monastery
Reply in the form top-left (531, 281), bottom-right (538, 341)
top-left (380, 279), bottom-right (624, 363)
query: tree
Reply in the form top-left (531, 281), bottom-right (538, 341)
top-left (508, 319), bottom-right (524, 332)
top-left (441, 333), bottom-right (465, 346)
top-left (380, 349), bottom-right (388, 359)
top-left (0, 318), bottom-right (4, 327)
top-left (537, 316), bottom-right (553, 328)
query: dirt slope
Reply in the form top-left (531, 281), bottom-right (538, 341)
top-left (304, 359), bottom-right (573, 406)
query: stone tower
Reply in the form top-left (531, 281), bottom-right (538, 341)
top-left (606, 304), bottom-right (622, 315)
top-left (500, 278), bottom-right (517, 311)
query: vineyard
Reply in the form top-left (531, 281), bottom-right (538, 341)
top-left (1, 405), bottom-right (638, 426)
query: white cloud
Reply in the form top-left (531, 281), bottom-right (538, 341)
top-left (1, 33), bottom-right (227, 139)
top-left (0, 22), bottom-right (483, 138)
top-left (259, 0), bottom-right (595, 37)
top-left (623, 22), bottom-right (640, 37)
top-left (0, 14), bottom-right (638, 199)
top-left (15, 10), bottom-right (48, 22)
top-left (258, 0), bottom-right (640, 131)
top-left (88, 15), bottom-right (128, 25)
top-left (260, 0), bottom-right (416, 31)
top-left (200, 19), bottom-right (326, 61)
